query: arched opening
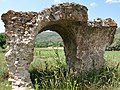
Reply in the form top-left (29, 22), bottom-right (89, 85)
top-left (29, 23), bottom-right (78, 87)
top-left (34, 23), bottom-right (78, 68)
top-left (30, 30), bottom-right (66, 72)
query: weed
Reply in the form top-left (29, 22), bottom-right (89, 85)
top-left (30, 49), bottom-right (120, 90)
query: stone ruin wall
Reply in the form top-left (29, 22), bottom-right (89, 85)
top-left (1, 2), bottom-right (117, 90)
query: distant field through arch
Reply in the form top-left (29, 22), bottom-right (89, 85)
top-left (31, 30), bottom-right (66, 73)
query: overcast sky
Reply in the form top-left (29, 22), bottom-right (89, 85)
top-left (0, 0), bottom-right (120, 32)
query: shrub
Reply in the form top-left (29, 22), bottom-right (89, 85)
top-left (30, 60), bottom-right (120, 90)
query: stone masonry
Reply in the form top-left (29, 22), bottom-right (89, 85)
top-left (1, 2), bottom-right (117, 90)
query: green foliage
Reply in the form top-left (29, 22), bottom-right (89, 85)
top-left (0, 65), bottom-right (8, 80)
top-left (35, 31), bottom-right (63, 48)
top-left (34, 41), bottom-right (64, 48)
top-left (106, 38), bottom-right (120, 51)
top-left (0, 80), bottom-right (12, 90)
top-left (29, 49), bottom-right (120, 90)
top-left (106, 27), bottom-right (120, 51)
top-left (0, 48), bottom-right (11, 90)
top-left (30, 61), bottom-right (120, 90)
top-left (30, 48), bottom-right (66, 72)
top-left (0, 33), bottom-right (6, 49)
top-left (0, 48), bottom-right (8, 80)
top-left (36, 31), bottom-right (62, 42)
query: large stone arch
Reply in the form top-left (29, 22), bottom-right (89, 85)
top-left (1, 2), bottom-right (117, 89)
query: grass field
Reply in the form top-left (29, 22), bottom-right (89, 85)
top-left (0, 47), bottom-right (120, 90)
top-left (33, 48), bottom-right (120, 71)
top-left (32, 48), bottom-right (120, 90)
top-left (105, 51), bottom-right (120, 61)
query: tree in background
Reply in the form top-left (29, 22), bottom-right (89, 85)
top-left (0, 33), bottom-right (6, 49)
top-left (105, 27), bottom-right (120, 51)
top-left (34, 41), bottom-right (64, 48)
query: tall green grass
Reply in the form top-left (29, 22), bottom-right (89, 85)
top-left (0, 48), bottom-right (12, 90)
top-left (30, 49), bottom-right (120, 90)
top-left (0, 48), bottom-right (8, 79)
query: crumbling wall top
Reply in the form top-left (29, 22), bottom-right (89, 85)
top-left (1, 2), bottom-right (88, 25)
top-left (39, 2), bottom-right (88, 22)
top-left (88, 18), bottom-right (117, 27)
